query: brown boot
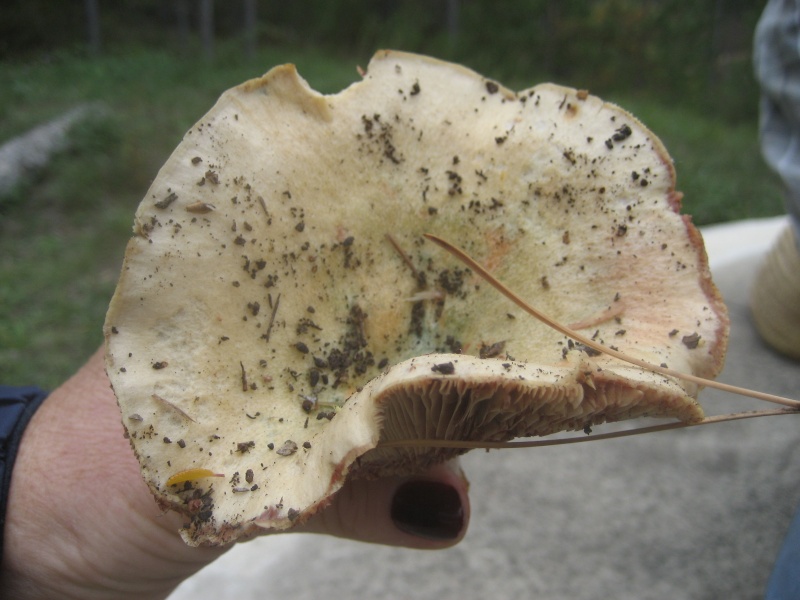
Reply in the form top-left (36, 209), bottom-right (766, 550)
top-left (751, 225), bottom-right (800, 360)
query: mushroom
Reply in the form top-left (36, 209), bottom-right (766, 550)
top-left (104, 50), bottom-right (730, 546)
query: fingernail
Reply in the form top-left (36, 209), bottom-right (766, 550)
top-left (391, 480), bottom-right (464, 540)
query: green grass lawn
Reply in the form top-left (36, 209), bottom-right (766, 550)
top-left (0, 44), bottom-right (786, 388)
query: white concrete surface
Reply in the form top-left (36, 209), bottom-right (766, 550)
top-left (702, 215), bottom-right (787, 271)
top-left (169, 218), bottom-right (800, 600)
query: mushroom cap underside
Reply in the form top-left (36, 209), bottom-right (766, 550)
top-left (104, 50), bottom-right (728, 545)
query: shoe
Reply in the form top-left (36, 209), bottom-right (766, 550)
top-left (751, 225), bottom-right (800, 361)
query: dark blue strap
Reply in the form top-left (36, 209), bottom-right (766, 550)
top-left (0, 386), bottom-right (49, 562)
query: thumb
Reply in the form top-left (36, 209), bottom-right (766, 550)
top-left (297, 459), bottom-right (470, 548)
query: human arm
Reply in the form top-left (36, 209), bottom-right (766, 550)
top-left (0, 348), bottom-right (469, 600)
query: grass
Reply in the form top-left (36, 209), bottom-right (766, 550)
top-left (0, 42), bottom-right (360, 388)
top-left (0, 43), bottom-right (786, 388)
top-left (613, 94), bottom-right (785, 224)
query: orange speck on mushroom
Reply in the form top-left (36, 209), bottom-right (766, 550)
top-left (166, 469), bottom-right (224, 487)
top-left (481, 227), bottom-right (513, 273)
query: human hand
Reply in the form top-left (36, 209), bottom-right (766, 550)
top-left (1, 348), bottom-right (469, 600)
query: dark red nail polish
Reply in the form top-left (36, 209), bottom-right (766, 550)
top-left (391, 480), bottom-right (464, 540)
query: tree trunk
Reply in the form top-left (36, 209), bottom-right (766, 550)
top-left (199, 0), bottom-right (214, 60)
top-left (447, 0), bottom-right (460, 46)
top-left (175, 0), bottom-right (191, 55)
top-left (85, 0), bottom-right (101, 55)
top-left (244, 0), bottom-right (257, 60)
top-left (543, 0), bottom-right (560, 76)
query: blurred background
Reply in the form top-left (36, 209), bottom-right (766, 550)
top-left (0, 0), bottom-right (784, 388)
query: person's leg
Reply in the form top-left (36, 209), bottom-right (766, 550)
top-left (766, 505), bottom-right (800, 599)
top-left (751, 0), bottom-right (800, 360)
top-left (751, 226), bottom-right (800, 359)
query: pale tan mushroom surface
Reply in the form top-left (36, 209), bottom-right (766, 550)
top-left (104, 50), bottom-right (728, 546)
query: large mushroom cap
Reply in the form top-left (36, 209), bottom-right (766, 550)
top-left (104, 50), bottom-right (728, 546)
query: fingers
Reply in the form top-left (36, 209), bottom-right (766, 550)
top-left (297, 459), bottom-right (470, 549)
